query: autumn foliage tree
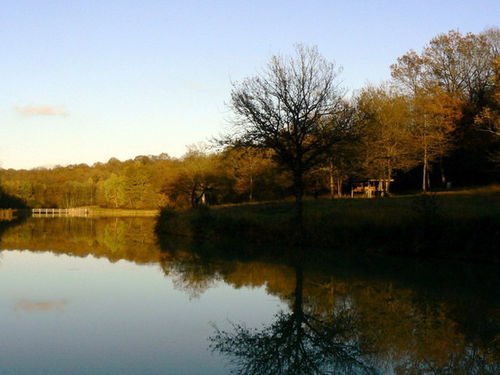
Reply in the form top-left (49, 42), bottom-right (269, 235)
top-left (0, 29), bottom-right (497, 207)
top-left (391, 28), bottom-right (499, 187)
top-left (411, 87), bottom-right (463, 190)
top-left (164, 146), bottom-right (224, 208)
top-left (222, 147), bottom-right (278, 202)
top-left (356, 85), bottom-right (417, 192)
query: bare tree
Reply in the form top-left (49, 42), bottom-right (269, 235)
top-left (227, 45), bottom-right (346, 220)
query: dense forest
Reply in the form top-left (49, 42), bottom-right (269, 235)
top-left (1, 28), bottom-right (498, 209)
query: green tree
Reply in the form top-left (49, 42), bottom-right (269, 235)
top-left (103, 173), bottom-right (127, 208)
top-left (123, 162), bottom-right (152, 208)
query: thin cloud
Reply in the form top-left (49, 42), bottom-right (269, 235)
top-left (16, 105), bottom-right (69, 117)
top-left (14, 299), bottom-right (68, 312)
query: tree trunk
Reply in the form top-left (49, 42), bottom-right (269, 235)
top-left (293, 169), bottom-right (304, 225)
top-left (329, 160), bottom-right (334, 199)
top-left (249, 175), bottom-right (253, 202)
top-left (422, 143), bottom-right (428, 192)
top-left (440, 156), bottom-right (446, 187)
top-left (386, 169), bottom-right (392, 195)
top-left (190, 185), bottom-right (197, 208)
top-left (293, 266), bottom-right (304, 319)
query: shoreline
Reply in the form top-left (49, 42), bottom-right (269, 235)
top-left (155, 189), bottom-right (500, 263)
top-left (0, 207), bottom-right (159, 219)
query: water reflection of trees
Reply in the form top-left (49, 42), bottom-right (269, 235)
top-left (0, 219), bottom-right (497, 374)
top-left (156, 238), bottom-right (499, 375)
top-left (0, 217), bottom-right (161, 264)
top-left (210, 265), bottom-right (378, 375)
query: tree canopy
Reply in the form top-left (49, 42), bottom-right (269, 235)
top-left (227, 45), bottom-right (351, 217)
top-left (1, 29), bottom-right (498, 209)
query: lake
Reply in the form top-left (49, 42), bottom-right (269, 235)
top-left (0, 217), bottom-right (498, 374)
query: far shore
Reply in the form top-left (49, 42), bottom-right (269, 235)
top-left (0, 207), bottom-right (159, 219)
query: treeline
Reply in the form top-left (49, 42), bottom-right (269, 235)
top-left (0, 149), bottom-right (288, 208)
top-left (0, 186), bottom-right (27, 208)
top-left (1, 28), bottom-right (498, 209)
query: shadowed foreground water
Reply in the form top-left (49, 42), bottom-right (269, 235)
top-left (0, 217), bottom-right (498, 374)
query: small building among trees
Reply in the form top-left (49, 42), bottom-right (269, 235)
top-left (351, 179), bottom-right (394, 198)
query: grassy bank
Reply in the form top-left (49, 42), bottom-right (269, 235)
top-left (155, 186), bottom-right (500, 262)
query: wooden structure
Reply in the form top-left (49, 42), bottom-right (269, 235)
top-left (350, 179), bottom-right (394, 198)
top-left (32, 208), bottom-right (89, 217)
top-left (0, 209), bottom-right (17, 221)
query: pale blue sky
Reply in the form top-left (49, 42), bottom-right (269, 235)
top-left (0, 0), bottom-right (498, 169)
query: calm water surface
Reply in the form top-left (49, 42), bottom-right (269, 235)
top-left (0, 217), bottom-right (498, 374)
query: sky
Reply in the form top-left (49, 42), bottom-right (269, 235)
top-left (0, 0), bottom-right (498, 170)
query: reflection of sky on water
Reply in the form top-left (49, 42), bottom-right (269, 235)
top-left (0, 250), bottom-right (285, 375)
top-left (0, 217), bottom-right (498, 374)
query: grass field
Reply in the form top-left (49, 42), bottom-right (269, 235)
top-left (156, 186), bottom-right (500, 262)
top-left (211, 185), bottom-right (500, 219)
